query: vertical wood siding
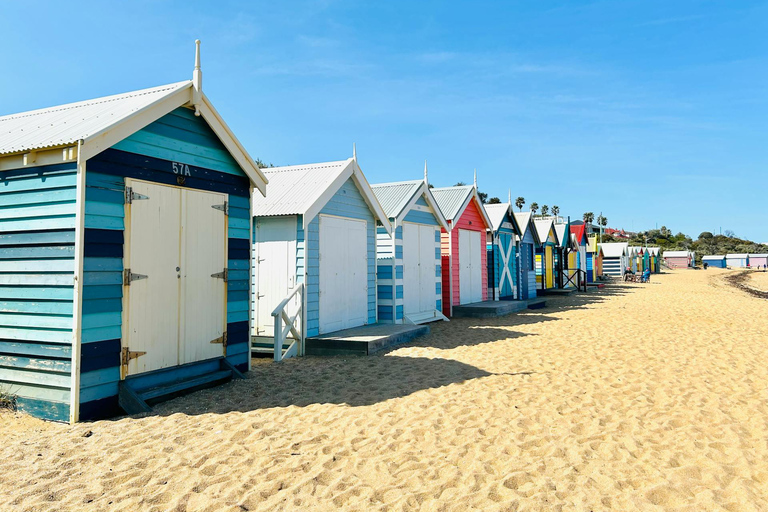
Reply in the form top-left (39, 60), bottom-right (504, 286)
top-left (305, 178), bottom-right (376, 337)
top-left (0, 163), bottom-right (78, 422)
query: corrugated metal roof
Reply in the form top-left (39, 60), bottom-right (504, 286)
top-left (0, 81), bottom-right (191, 155)
top-left (252, 159), bottom-right (351, 217)
top-left (483, 203), bottom-right (511, 232)
top-left (600, 242), bottom-right (628, 258)
top-left (533, 218), bottom-right (554, 243)
top-left (726, 253), bottom-right (749, 258)
top-left (370, 180), bottom-right (422, 219)
top-left (664, 251), bottom-right (690, 258)
top-left (431, 185), bottom-right (474, 222)
top-left (749, 253), bottom-right (768, 257)
top-left (702, 255), bottom-right (725, 260)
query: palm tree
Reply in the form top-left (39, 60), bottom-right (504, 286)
top-left (530, 202), bottom-right (539, 216)
top-left (583, 212), bottom-right (595, 224)
top-left (515, 197), bottom-right (525, 211)
top-left (551, 205), bottom-right (560, 217)
top-left (541, 205), bottom-right (549, 216)
top-left (596, 214), bottom-right (607, 242)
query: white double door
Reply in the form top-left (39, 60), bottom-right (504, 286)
top-left (403, 223), bottom-right (438, 317)
top-left (318, 215), bottom-right (368, 334)
top-left (124, 180), bottom-right (227, 376)
top-left (458, 229), bottom-right (483, 304)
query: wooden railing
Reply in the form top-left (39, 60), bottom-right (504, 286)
top-left (561, 268), bottom-right (588, 292)
top-left (271, 283), bottom-right (304, 362)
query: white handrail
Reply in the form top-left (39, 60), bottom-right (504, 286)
top-left (271, 283), bottom-right (304, 361)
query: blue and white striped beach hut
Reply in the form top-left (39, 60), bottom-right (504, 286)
top-left (512, 212), bottom-right (540, 300)
top-left (251, 156), bottom-right (391, 347)
top-left (0, 42), bottom-right (268, 422)
top-left (371, 165), bottom-right (449, 324)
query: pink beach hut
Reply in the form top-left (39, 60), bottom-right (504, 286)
top-left (749, 254), bottom-right (768, 268)
top-left (431, 181), bottom-right (493, 317)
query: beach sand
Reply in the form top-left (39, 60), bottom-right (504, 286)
top-left (746, 270), bottom-right (768, 292)
top-left (2, 269), bottom-right (768, 511)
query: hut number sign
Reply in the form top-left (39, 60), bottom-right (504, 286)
top-left (172, 162), bottom-right (192, 176)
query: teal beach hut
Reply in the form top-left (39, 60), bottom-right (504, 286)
top-left (512, 212), bottom-right (540, 300)
top-left (0, 42), bottom-right (269, 422)
top-left (484, 199), bottom-right (522, 301)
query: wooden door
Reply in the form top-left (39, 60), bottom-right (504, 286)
top-left (402, 223), bottom-right (421, 316)
top-left (318, 215), bottom-right (367, 333)
top-left (252, 216), bottom-right (297, 337)
top-left (179, 187), bottom-right (227, 365)
top-left (124, 181), bottom-right (183, 375)
top-left (459, 229), bottom-right (482, 304)
top-left (418, 225), bottom-right (438, 312)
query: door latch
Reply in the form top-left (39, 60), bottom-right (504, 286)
top-left (124, 269), bottom-right (148, 285)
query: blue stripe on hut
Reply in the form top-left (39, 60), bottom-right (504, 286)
top-left (0, 41), bottom-right (268, 423)
top-left (483, 197), bottom-right (523, 301)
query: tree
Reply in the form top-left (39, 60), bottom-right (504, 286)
top-left (478, 191), bottom-right (489, 204)
top-left (583, 212), bottom-right (595, 224)
top-left (599, 215), bottom-right (608, 227)
top-left (724, 229), bottom-right (736, 238)
top-left (530, 202), bottom-right (539, 215)
top-left (255, 158), bottom-right (274, 169)
top-left (487, 197), bottom-right (501, 204)
top-left (541, 205), bottom-right (549, 216)
top-left (515, 197), bottom-right (525, 211)
top-left (552, 205), bottom-right (560, 217)
top-left (698, 231), bottom-right (714, 240)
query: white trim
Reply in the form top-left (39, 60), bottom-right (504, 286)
top-left (0, 145), bottom-right (78, 171)
top-left (393, 183), bottom-right (450, 233)
top-left (350, 161), bottom-right (393, 235)
top-left (69, 141), bottom-right (86, 423)
top-left (303, 162), bottom-right (355, 230)
top-left (247, 184), bottom-right (253, 372)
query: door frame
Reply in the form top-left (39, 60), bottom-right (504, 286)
top-left (121, 178), bottom-right (229, 380)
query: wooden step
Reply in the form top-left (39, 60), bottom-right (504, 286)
top-left (139, 370), bottom-right (233, 402)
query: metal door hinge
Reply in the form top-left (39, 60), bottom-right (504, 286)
top-left (212, 201), bottom-right (229, 215)
top-left (211, 268), bottom-right (228, 281)
top-left (121, 347), bottom-right (147, 366)
top-left (210, 331), bottom-right (228, 348)
top-left (125, 187), bottom-right (149, 204)
top-left (123, 269), bottom-right (148, 285)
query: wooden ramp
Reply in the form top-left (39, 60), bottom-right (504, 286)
top-left (540, 288), bottom-right (577, 296)
top-left (452, 298), bottom-right (547, 318)
top-left (118, 357), bottom-right (244, 415)
top-left (306, 324), bottom-right (430, 356)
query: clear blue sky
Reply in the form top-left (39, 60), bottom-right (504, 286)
top-left (2, 1), bottom-right (767, 240)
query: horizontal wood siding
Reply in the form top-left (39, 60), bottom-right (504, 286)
top-left (306, 178), bottom-right (377, 337)
top-left (440, 230), bottom-right (451, 317)
top-left (449, 199), bottom-right (488, 309)
top-left (0, 163), bottom-right (77, 421)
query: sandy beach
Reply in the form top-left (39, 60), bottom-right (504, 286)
top-left (2, 268), bottom-right (768, 511)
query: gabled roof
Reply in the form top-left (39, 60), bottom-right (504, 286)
top-left (252, 158), bottom-right (392, 234)
top-left (431, 185), bottom-right (492, 229)
top-left (533, 218), bottom-right (555, 244)
top-left (570, 224), bottom-right (587, 244)
top-left (483, 203), bottom-right (521, 234)
top-left (553, 223), bottom-right (575, 249)
top-left (370, 179), bottom-right (449, 232)
top-left (600, 242), bottom-right (629, 258)
top-left (512, 212), bottom-right (540, 244)
top-left (0, 80), bottom-right (268, 194)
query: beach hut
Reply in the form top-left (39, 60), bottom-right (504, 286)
top-left (484, 200), bottom-right (523, 301)
top-left (570, 223), bottom-right (588, 282)
top-left (371, 166), bottom-right (449, 324)
top-left (0, 42), bottom-right (269, 422)
top-left (432, 181), bottom-right (493, 317)
top-left (702, 255), bottom-right (726, 268)
top-left (726, 254), bottom-right (749, 268)
top-left (251, 155), bottom-right (391, 348)
top-left (600, 242), bottom-right (629, 276)
top-left (552, 221), bottom-right (571, 287)
top-left (749, 254), bottom-right (768, 268)
top-left (646, 247), bottom-right (661, 272)
top-left (513, 212), bottom-right (539, 300)
top-left (664, 251), bottom-right (692, 269)
top-left (586, 236), bottom-right (604, 282)
top-left (533, 218), bottom-right (558, 290)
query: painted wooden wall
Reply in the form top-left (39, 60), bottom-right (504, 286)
top-left (305, 178), bottom-right (376, 337)
top-left (488, 219), bottom-right (517, 300)
top-left (376, 196), bottom-right (442, 323)
top-left (440, 199), bottom-right (487, 316)
top-left (518, 228), bottom-right (537, 300)
top-left (0, 163), bottom-right (78, 422)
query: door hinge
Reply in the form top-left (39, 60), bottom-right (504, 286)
top-left (125, 187), bottom-right (149, 204)
top-left (123, 268), bottom-right (148, 285)
top-left (210, 331), bottom-right (228, 348)
top-left (212, 201), bottom-right (229, 215)
top-left (211, 268), bottom-right (228, 281)
top-left (121, 347), bottom-right (147, 366)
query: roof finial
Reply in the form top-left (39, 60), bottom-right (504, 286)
top-left (473, 168), bottom-right (477, 188)
top-left (192, 39), bottom-right (202, 116)
top-left (424, 160), bottom-right (428, 184)
top-left (353, 143), bottom-right (357, 162)
top-left (508, 188), bottom-right (511, 204)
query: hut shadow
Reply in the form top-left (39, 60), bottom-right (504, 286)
top-left (142, 354), bottom-right (500, 416)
